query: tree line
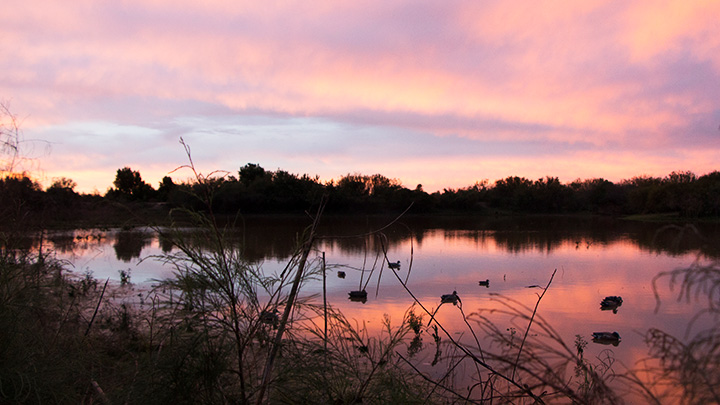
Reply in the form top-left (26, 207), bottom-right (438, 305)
top-left (2, 164), bottom-right (720, 220)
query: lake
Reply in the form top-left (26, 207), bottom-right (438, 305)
top-left (40, 215), bottom-right (720, 399)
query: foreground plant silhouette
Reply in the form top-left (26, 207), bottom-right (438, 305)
top-left (637, 256), bottom-right (720, 403)
top-left (386, 260), bottom-right (620, 403)
top-left (4, 138), bottom-right (718, 403)
top-left (143, 141), bottom-right (440, 404)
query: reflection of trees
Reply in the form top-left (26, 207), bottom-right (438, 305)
top-left (158, 233), bottom-right (174, 253)
top-left (113, 230), bottom-right (152, 262)
top-left (398, 239), bottom-right (720, 402)
top-left (634, 242), bottom-right (720, 401)
top-left (225, 216), bottom-right (720, 261)
top-left (167, 217), bottom-right (316, 263)
top-left (241, 231), bottom-right (301, 263)
top-left (47, 230), bottom-right (107, 255)
top-left (634, 223), bottom-right (720, 258)
top-left (3, 233), bottom-right (35, 251)
top-left (238, 218), bottom-right (309, 262)
top-left (489, 230), bottom-right (567, 254)
top-left (235, 216), bottom-right (417, 260)
top-left (441, 217), bottom-right (720, 258)
top-left (28, 216), bottom-right (720, 265)
top-left (4, 230), bottom-right (111, 257)
top-left (47, 233), bottom-right (77, 253)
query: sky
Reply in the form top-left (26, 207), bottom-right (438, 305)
top-left (2, 0), bottom-right (720, 194)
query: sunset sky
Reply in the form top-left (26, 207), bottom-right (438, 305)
top-left (2, 1), bottom-right (719, 194)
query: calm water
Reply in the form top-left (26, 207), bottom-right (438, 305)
top-left (41, 215), bottom-right (720, 385)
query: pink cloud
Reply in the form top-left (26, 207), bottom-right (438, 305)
top-left (2, 1), bottom-right (719, 193)
top-left (623, 1), bottom-right (720, 64)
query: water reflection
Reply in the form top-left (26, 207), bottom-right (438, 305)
top-left (114, 230), bottom-right (153, 262)
top-left (16, 218), bottom-right (719, 344)
top-left (11, 215), bottom-right (715, 402)
top-left (158, 233), bottom-right (174, 253)
top-left (14, 216), bottom-right (720, 266)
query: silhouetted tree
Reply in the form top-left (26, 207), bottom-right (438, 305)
top-left (109, 167), bottom-right (156, 201)
top-left (531, 176), bottom-right (571, 212)
top-left (665, 170), bottom-right (697, 184)
top-left (569, 178), bottom-right (625, 214)
top-left (695, 171), bottom-right (720, 217)
top-left (432, 184), bottom-right (486, 212)
top-left (660, 171), bottom-right (700, 216)
top-left (490, 176), bottom-right (534, 210)
top-left (0, 175), bottom-right (44, 225)
top-left (45, 177), bottom-right (79, 211)
top-left (157, 176), bottom-right (176, 201)
top-left (68, 162), bottom-right (720, 217)
top-left (337, 174), bottom-right (369, 197)
top-left (239, 163), bottom-right (268, 187)
top-left (269, 170), bottom-right (324, 210)
top-left (48, 177), bottom-right (77, 191)
top-left (620, 175), bottom-right (662, 214)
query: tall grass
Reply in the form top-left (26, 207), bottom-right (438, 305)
top-left (140, 144), bottom-right (434, 403)
top-left (3, 147), bottom-right (718, 403)
top-left (0, 228), bottom-right (129, 402)
top-left (635, 257), bottom-right (720, 403)
top-left (0, 146), bottom-right (437, 403)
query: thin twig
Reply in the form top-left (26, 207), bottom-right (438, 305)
top-left (256, 196), bottom-right (327, 404)
top-left (405, 230), bottom-right (413, 285)
top-left (511, 268), bottom-right (557, 380)
top-left (458, 301), bottom-right (486, 364)
top-left (85, 278), bottom-right (109, 337)
top-left (396, 351), bottom-right (483, 404)
top-left (387, 266), bottom-right (546, 403)
top-left (322, 251), bottom-right (328, 352)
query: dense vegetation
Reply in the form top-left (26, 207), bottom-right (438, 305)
top-left (3, 167), bottom-right (720, 403)
top-left (4, 105), bottom-right (719, 403)
top-left (3, 182), bottom-right (719, 403)
top-left (3, 165), bottom-right (720, 224)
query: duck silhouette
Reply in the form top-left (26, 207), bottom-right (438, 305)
top-left (349, 290), bottom-right (368, 303)
top-left (592, 331), bottom-right (621, 346)
top-left (600, 296), bottom-right (623, 313)
top-left (441, 291), bottom-right (459, 305)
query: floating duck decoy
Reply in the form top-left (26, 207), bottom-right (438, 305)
top-left (349, 290), bottom-right (367, 299)
top-left (337, 271), bottom-right (346, 279)
top-left (441, 290), bottom-right (459, 305)
top-left (388, 260), bottom-right (401, 270)
top-left (478, 279), bottom-right (489, 287)
top-left (592, 331), bottom-right (621, 346)
top-left (260, 309), bottom-right (279, 328)
top-left (600, 296), bottom-right (623, 313)
top-left (600, 296), bottom-right (622, 307)
top-left (349, 290), bottom-right (368, 303)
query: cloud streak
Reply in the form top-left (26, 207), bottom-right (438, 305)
top-left (2, 0), bottom-right (719, 193)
